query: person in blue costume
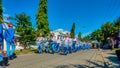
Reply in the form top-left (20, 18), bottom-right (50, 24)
top-left (56, 36), bottom-right (62, 53)
top-left (63, 34), bottom-right (69, 55)
top-left (44, 35), bottom-right (50, 53)
top-left (4, 23), bottom-right (16, 60)
top-left (0, 23), bottom-right (3, 50)
top-left (73, 37), bottom-right (77, 52)
top-left (51, 33), bottom-right (57, 54)
top-left (68, 36), bottom-right (73, 53)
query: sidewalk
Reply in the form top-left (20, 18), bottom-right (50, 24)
top-left (101, 49), bottom-right (120, 68)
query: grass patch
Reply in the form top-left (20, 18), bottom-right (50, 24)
top-left (15, 49), bottom-right (38, 55)
top-left (112, 48), bottom-right (120, 51)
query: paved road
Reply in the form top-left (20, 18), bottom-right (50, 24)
top-left (0, 49), bottom-right (119, 68)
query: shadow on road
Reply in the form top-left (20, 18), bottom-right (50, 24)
top-left (54, 59), bottom-right (120, 68)
top-left (106, 56), bottom-right (120, 66)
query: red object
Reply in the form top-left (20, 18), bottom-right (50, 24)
top-left (1, 51), bottom-right (6, 57)
top-left (8, 23), bottom-right (13, 27)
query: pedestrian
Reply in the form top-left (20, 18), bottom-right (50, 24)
top-left (4, 23), bottom-right (16, 60)
top-left (36, 33), bottom-right (44, 53)
top-left (44, 35), bottom-right (50, 53)
top-left (63, 34), bottom-right (69, 55)
top-left (68, 36), bottom-right (73, 53)
top-left (73, 37), bottom-right (77, 52)
top-left (51, 33), bottom-right (57, 54)
top-left (56, 35), bottom-right (61, 53)
top-left (107, 37), bottom-right (114, 50)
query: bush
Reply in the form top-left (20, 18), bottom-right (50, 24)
top-left (15, 49), bottom-right (37, 55)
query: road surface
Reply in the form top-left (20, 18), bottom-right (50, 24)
top-left (0, 49), bottom-right (120, 68)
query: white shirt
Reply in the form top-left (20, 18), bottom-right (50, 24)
top-left (69, 38), bottom-right (73, 45)
top-left (57, 38), bottom-right (61, 44)
top-left (52, 36), bottom-right (57, 42)
top-left (37, 37), bottom-right (44, 42)
top-left (64, 37), bottom-right (69, 44)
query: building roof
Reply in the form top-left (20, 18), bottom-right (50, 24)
top-left (51, 29), bottom-right (70, 36)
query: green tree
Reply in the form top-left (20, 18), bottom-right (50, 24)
top-left (91, 29), bottom-right (104, 42)
top-left (82, 35), bottom-right (91, 42)
top-left (70, 23), bottom-right (75, 38)
top-left (101, 22), bottom-right (115, 45)
top-left (78, 32), bottom-right (81, 40)
top-left (114, 17), bottom-right (120, 28)
top-left (15, 13), bottom-right (35, 49)
top-left (114, 17), bottom-right (120, 33)
top-left (36, 0), bottom-right (50, 37)
top-left (0, 0), bottom-right (3, 23)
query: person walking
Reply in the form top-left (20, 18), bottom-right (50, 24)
top-left (51, 33), bottom-right (57, 54)
top-left (63, 34), bottom-right (69, 55)
top-left (36, 33), bottom-right (44, 53)
top-left (4, 23), bottom-right (16, 60)
top-left (56, 35), bottom-right (62, 53)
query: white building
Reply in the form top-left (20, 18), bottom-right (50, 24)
top-left (50, 29), bottom-right (70, 38)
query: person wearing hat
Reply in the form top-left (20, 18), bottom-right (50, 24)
top-left (4, 23), bottom-right (15, 60)
top-left (0, 23), bottom-right (3, 50)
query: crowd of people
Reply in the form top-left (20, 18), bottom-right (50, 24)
top-left (0, 22), bottom-right (119, 67)
top-left (0, 22), bottom-right (93, 66)
top-left (36, 33), bottom-right (92, 55)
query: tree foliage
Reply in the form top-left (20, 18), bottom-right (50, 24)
top-left (15, 13), bottom-right (35, 49)
top-left (36, 0), bottom-right (50, 37)
top-left (78, 32), bottom-right (81, 40)
top-left (0, 0), bottom-right (3, 23)
top-left (91, 29), bottom-right (104, 42)
top-left (90, 17), bottom-right (120, 45)
top-left (82, 35), bottom-right (91, 42)
top-left (114, 17), bottom-right (120, 31)
top-left (70, 22), bottom-right (75, 38)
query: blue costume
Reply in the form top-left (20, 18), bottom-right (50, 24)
top-left (0, 24), bottom-right (3, 50)
top-left (51, 36), bottom-right (56, 54)
top-left (44, 38), bottom-right (49, 53)
top-left (56, 37), bottom-right (61, 53)
top-left (4, 27), bottom-right (15, 58)
top-left (64, 37), bottom-right (69, 55)
top-left (68, 38), bottom-right (72, 53)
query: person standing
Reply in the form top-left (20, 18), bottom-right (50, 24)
top-left (107, 37), bottom-right (114, 50)
top-left (4, 23), bottom-right (16, 60)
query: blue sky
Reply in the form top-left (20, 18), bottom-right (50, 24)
top-left (2, 0), bottom-right (120, 37)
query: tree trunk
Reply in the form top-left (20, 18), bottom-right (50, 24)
top-left (24, 42), bottom-right (28, 49)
